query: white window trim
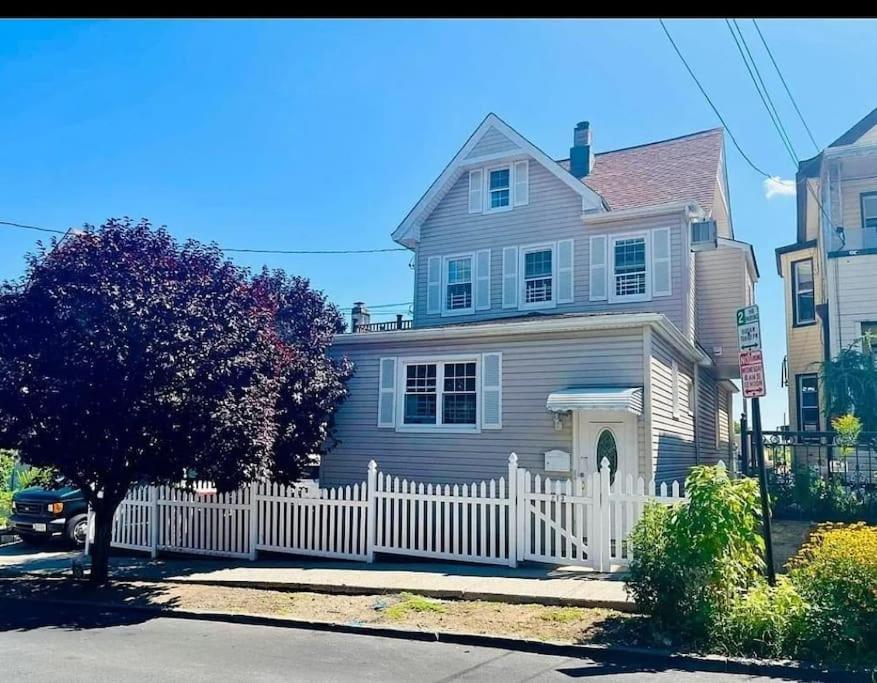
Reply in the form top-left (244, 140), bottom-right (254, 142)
top-left (608, 231), bottom-right (652, 304)
top-left (792, 259), bottom-right (816, 326)
top-left (396, 355), bottom-right (482, 434)
top-left (485, 164), bottom-right (513, 214)
top-left (518, 241), bottom-right (557, 311)
top-left (441, 253), bottom-right (475, 317)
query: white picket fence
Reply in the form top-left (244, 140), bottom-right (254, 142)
top-left (92, 455), bottom-right (691, 571)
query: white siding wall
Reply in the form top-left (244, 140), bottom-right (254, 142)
top-left (413, 162), bottom-right (687, 331)
top-left (323, 328), bottom-right (647, 487)
top-left (828, 253), bottom-right (877, 354)
top-left (649, 333), bottom-right (697, 484)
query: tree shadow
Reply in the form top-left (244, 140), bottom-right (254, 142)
top-left (0, 577), bottom-right (180, 632)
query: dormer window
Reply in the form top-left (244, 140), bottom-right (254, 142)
top-left (444, 255), bottom-right (473, 314)
top-left (488, 167), bottom-right (511, 211)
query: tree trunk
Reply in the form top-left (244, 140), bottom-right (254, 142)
top-left (88, 503), bottom-right (116, 584)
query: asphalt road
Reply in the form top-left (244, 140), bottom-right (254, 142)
top-left (0, 599), bottom-right (803, 682)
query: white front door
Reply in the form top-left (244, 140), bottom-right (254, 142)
top-left (573, 412), bottom-right (637, 485)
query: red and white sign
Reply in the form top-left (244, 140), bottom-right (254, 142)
top-left (739, 350), bottom-right (766, 399)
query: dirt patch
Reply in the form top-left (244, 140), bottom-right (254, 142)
top-left (0, 577), bottom-right (633, 645)
top-left (771, 519), bottom-right (815, 573)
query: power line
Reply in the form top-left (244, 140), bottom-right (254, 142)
top-left (725, 19), bottom-right (799, 165)
top-left (751, 19), bottom-right (821, 152)
top-left (0, 220), bottom-right (408, 255)
top-left (658, 19), bottom-right (773, 179)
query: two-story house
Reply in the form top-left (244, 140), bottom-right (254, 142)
top-left (776, 107), bottom-right (877, 434)
top-left (323, 114), bottom-right (757, 488)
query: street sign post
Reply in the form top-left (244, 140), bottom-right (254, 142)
top-left (736, 304), bottom-right (775, 585)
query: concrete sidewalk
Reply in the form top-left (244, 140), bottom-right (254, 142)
top-left (0, 542), bottom-right (632, 610)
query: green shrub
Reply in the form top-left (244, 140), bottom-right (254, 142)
top-left (626, 464), bottom-right (764, 642)
top-left (788, 523), bottom-right (877, 665)
top-left (0, 489), bottom-right (11, 529)
top-left (715, 578), bottom-right (807, 659)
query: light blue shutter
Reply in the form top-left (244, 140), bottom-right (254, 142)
top-left (502, 246), bottom-right (518, 309)
top-left (513, 160), bottom-right (529, 206)
top-left (556, 239), bottom-right (574, 304)
top-left (468, 170), bottom-right (483, 214)
top-left (481, 352), bottom-right (502, 429)
top-left (652, 227), bottom-right (672, 297)
top-left (427, 256), bottom-right (442, 314)
top-left (589, 235), bottom-right (607, 301)
top-left (378, 357), bottom-right (397, 428)
top-left (476, 249), bottom-right (491, 311)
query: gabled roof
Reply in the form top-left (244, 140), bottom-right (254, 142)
top-left (557, 128), bottom-right (725, 213)
top-left (392, 113), bottom-right (605, 249)
top-left (828, 106), bottom-right (877, 148)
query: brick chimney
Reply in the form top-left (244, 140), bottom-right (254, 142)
top-left (569, 121), bottom-right (594, 178)
top-left (351, 301), bottom-right (370, 332)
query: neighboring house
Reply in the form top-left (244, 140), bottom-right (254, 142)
top-left (776, 107), bottom-right (877, 433)
top-left (323, 114), bottom-right (757, 488)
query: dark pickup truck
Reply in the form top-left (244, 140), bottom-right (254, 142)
top-left (10, 485), bottom-right (88, 546)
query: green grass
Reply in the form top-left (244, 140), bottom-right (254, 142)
top-left (539, 607), bottom-right (584, 624)
top-left (383, 593), bottom-right (447, 620)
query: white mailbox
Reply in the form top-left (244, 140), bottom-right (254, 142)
top-left (544, 449), bottom-right (571, 472)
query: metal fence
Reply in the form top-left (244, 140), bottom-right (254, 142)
top-left (741, 426), bottom-right (877, 522)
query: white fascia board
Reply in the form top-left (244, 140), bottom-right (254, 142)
top-left (392, 113), bottom-right (605, 248)
top-left (581, 201), bottom-right (704, 226)
top-left (335, 311), bottom-right (709, 365)
top-left (716, 237), bottom-right (760, 282)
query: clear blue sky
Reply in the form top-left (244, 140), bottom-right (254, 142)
top-left (1, 19), bottom-right (875, 430)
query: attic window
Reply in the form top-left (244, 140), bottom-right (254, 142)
top-left (488, 168), bottom-right (511, 211)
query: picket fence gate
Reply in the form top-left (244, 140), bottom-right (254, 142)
top-left (88, 455), bottom-right (693, 571)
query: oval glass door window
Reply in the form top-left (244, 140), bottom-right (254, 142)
top-left (596, 429), bottom-right (618, 484)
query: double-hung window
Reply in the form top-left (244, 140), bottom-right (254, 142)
top-left (796, 374), bottom-right (820, 433)
top-left (522, 246), bottom-right (553, 306)
top-left (401, 359), bottom-right (478, 430)
top-left (444, 255), bottom-right (473, 313)
top-left (610, 234), bottom-right (649, 302)
top-left (862, 192), bottom-right (877, 230)
top-left (487, 167), bottom-right (511, 211)
top-left (792, 259), bottom-right (815, 326)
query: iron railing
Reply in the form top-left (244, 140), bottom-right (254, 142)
top-left (354, 315), bottom-right (413, 333)
top-left (741, 423), bottom-right (877, 522)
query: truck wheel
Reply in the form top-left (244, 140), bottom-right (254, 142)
top-left (66, 514), bottom-right (89, 547)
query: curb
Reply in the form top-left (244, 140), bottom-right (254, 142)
top-left (0, 593), bottom-right (866, 681)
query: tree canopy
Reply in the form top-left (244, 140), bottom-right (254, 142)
top-left (0, 218), bottom-right (352, 581)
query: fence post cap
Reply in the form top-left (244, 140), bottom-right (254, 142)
top-left (367, 459), bottom-right (377, 472)
top-left (600, 456), bottom-right (611, 469)
top-left (716, 460), bottom-right (726, 470)
top-left (508, 452), bottom-right (518, 465)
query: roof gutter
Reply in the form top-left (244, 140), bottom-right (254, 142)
top-left (334, 312), bottom-right (711, 366)
top-left (581, 201), bottom-right (704, 225)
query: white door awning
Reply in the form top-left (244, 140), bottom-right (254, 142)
top-left (546, 387), bottom-right (643, 415)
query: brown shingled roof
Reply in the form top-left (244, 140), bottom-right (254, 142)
top-left (557, 128), bottom-right (724, 212)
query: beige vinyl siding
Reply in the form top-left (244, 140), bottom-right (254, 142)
top-left (829, 253), bottom-right (877, 353)
top-left (839, 176), bottom-right (877, 231)
top-left (779, 246), bottom-right (824, 430)
top-left (322, 327), bottom-right (646, 487)
top-left (695, 246), bottom-right (748, 379)
top-left (414, 162), bottom-right (687, 331)
top-left (649, 333), bottom-right (696, 484)
top-left (465, 127), bottom-right (520, 159)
